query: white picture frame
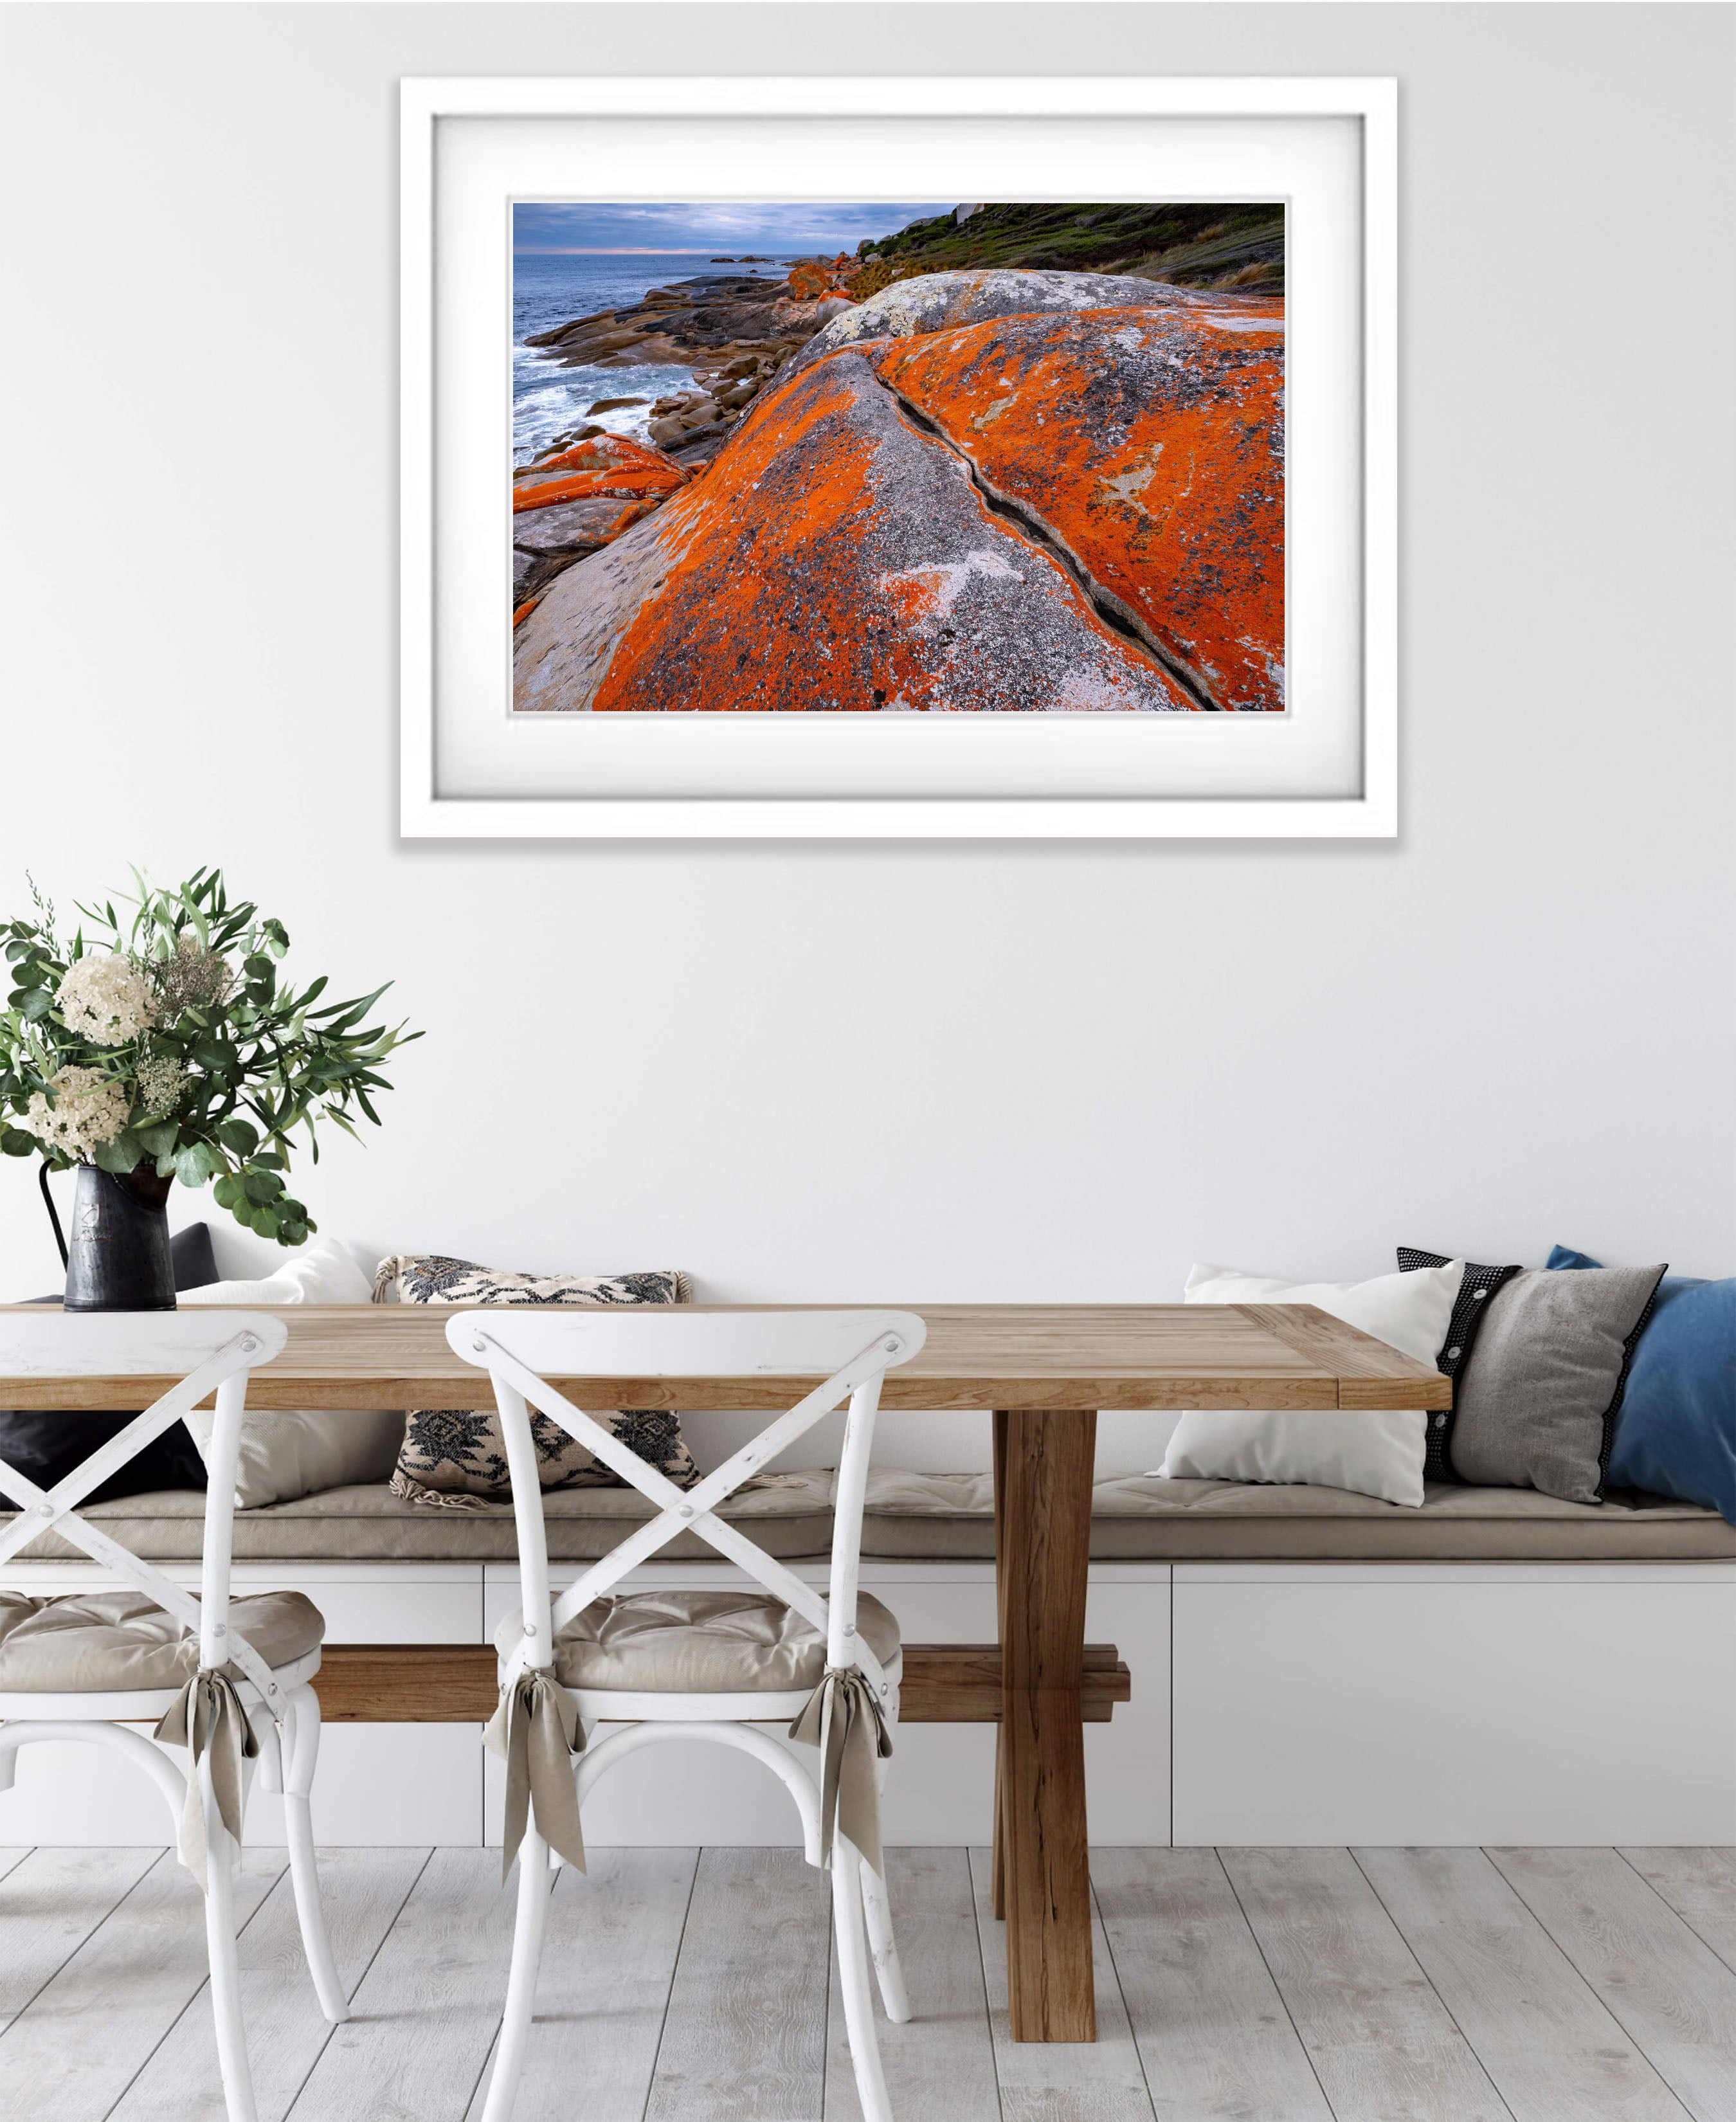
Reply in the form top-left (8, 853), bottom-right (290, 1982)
top-left (401, 75), bottom-right (1397, 840)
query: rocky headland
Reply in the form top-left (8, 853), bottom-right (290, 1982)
top-left (509, 215), bottom-right (1285, 709)
top-left (520, 264), bottom-right (859, 460)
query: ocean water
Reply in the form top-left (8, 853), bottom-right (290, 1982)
top-left (512, 252), bottom-right (793, 463)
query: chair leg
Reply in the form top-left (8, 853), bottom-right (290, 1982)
top-left (279, 1687), bottom-right (348, 2024)
top-left (202, 1779), bottom-right (260, 2122)
top-left (833, 1835), bottom-right (894, 2122)
top-left (858, 1855), bottom-right (911, 2024)
top-left (480, 1827), bottom-right (552, 2122)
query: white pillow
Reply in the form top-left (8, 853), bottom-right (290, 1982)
top-left (179, 1237), bottom-right (402, 1509)
top-left (1155, 1260), bottom-right (1465, 1508)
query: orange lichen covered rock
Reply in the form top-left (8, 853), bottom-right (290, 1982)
top-left (511, 433), bottom-right (689, 514)
top-left (785, 257), bottom-right (856, 302)
top-left (512, 269), bottom-right (1285, 714)
top-left (877, 300), bottom-right (1284, 709)
top-left (527, 433), bottom-right (688, 480)
top-left (511, 496), bottom-right (655, 555)
top-left (514, 347), bottom-right (1196, 713)
top-left (786, 268), bottom-right (1245, 380)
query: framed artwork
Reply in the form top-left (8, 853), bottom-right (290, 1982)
top-left (401, 77), bottom-right (1396, 838)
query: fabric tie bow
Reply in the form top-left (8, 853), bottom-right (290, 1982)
top-left (788, 1665), bottom-right (893, 1876)
top-left (154, 1669), bottom-right (260, 1890)
top-left (484, 1666), bottom-right (588, 1882)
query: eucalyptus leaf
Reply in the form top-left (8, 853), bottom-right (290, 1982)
top-left (174, 1141), bottom-right (217, 1188)
top-left (93, 1130), bottom-right (145, 1174)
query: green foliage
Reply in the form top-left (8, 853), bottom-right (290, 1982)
top-left (856, 202), bottom-right (1286, 296)
top-left (0, 866), bottom-right (420, 1246)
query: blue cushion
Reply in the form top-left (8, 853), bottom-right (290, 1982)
top-left (1547, 1245), bottom-right (1736, 1523)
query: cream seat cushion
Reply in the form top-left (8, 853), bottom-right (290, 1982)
top-left (498, 1588), bottom-right (901, 1696)
top-left (0, 1589), bottom-right (324, 1692)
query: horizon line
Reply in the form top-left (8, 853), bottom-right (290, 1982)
top-left (513, 246), bottom-right (813, 257)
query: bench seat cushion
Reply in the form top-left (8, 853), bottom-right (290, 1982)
top-left (6, 1467), bottom-right (1731, 1566)
top-left (6, 1471), bottom-right (838, 1564)
top-left (858, 1471), bottom-right (1736, 1562)
top-left (502, 1588), bottom-right (901, 1694)
top-left (0, 1588), bottom-right (323, 1691)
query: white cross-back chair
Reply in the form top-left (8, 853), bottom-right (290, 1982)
top-left (447, 1305), bottom-right (928, 2122)
top-left (0, 1312), bottom-right (347, 2122)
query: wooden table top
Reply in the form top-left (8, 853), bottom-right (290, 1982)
top-left (0, 1301), bottom-right (1451, 1413)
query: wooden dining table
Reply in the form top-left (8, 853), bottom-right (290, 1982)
top-left (1, 1298), bottom-right (1451, 2043)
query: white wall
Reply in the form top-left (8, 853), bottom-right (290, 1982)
top-left (2, 3), bottom-right (1731, 1324)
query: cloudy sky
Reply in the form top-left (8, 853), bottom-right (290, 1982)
top-left (512, 201), bottom-right (954, 253)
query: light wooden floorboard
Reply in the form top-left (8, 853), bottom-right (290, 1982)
top-left (825, 1847), bottom-right (1001, 2122)
top-left (0, 1846), bottom-right (283, 2122)
top-left (286, 1847), bottom-right (519, 2122)
top-left (1489, 1846), bottom-right (1736, 2122)
top-left (1094, 1847), bottom-right (1332, 2122)
top-left (111, 1845), bottom-right (431, 2122)
top-left (645, 1845), bottom-right (833, 2122)
top-left (0, 1845), bottom-right (30, 1885)
top-left (968, 1845), bottom-right (1153, 2122)
top-left (1621, 1851), bottom-right (1736, 1980)
top-left (463, 1847), bottom-right (699, 2122)
top-left (1219, 1846), bottom-right (1511, 2122)
top-left (1357, 1845), bottom-right (1690, 2122)
top-left (3, 1844), bottom-right (1735, 2121)
top-left (0, 1845), bottom-right (161, 2034)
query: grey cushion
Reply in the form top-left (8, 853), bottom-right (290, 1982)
top-left (4, 1471), bottom-right (838, 1564)
top-left (1451, 1265), bottom-right (1666, 1503)
top-left (0, 1589), bottom-right (323, 1692)
top-left (6, 1459), bottom-right (1730, 1568)
top-left (854, 1470), bottom-right (1736, 1563)
top-left (505, 1588), bottom-right (901, 1694)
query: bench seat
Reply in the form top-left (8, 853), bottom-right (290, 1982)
top-left (8, 1467), bottom-right (1732, 1564)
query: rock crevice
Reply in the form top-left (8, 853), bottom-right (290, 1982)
top-left (864, 363), bottom-right (1223, 711)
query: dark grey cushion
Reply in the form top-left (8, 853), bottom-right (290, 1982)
top-left (1397, 1248), bottom-right (1522, 1481)
top-left (5, 1224), bottom-right (221, 1503)
top-left (1451, 1265), bottom-right (1667, 1503)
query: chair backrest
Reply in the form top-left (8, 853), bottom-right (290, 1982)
top-left (0, 1312), bottom-right (289, 1692)
top-left (445, 1309), bottom-right (927, 1701)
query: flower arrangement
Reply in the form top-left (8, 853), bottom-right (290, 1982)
top-left (1, 869), bottom-right (418, 1245)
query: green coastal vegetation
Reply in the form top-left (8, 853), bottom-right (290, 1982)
top-left (852, 201), bottom-right (1284, 296)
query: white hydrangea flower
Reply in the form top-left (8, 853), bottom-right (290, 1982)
top-left (22, 1067), bottom-right (131, 1159)
top-left (56, 953), bottom-right (158, 1046)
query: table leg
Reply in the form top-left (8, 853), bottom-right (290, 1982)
top-left (994, 1405), bottom-right (1097, 2042)
top-left (991, 1410), bottom-right (1008, 1922)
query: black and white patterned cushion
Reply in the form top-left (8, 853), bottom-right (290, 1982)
top-left (374, 1255), bottom-right (700, 1508)
top-left (375, 1255), bottom-right (691, 1309)
top-left (1397, 1248), bottom-right (1523, 1482)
